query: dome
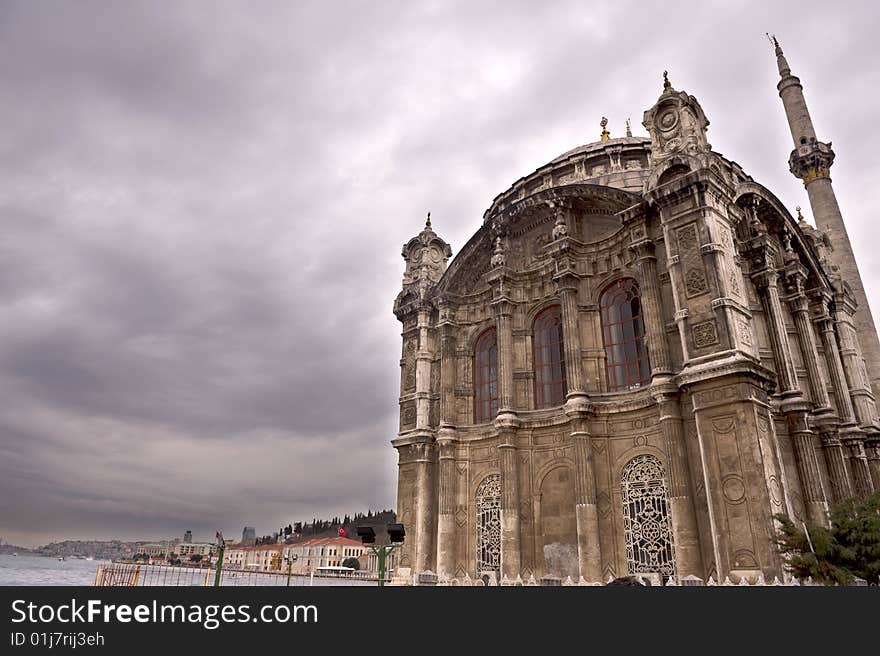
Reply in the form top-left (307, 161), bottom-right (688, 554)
top-left (482, 136), bottom-right (653, 224)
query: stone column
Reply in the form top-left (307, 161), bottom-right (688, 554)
top-left (817, 425), bottom-right (853, 502)
top-left (435, 311), bottom-right (457, 579)
top-left (754, 266), bottom-right (827, 524)
top-left (814, 305), bottom-right (860, 500)
top-left (493, 297), bottom-right (516, 415)
top-left (414, 309), bottom-right (434, 429)
top-left (781, 268), bottom-right (831, 524)
top-left (786, 411), bottom-right (830, 525)
top-left (845, 440), bottom-right (873, 498)
top-left (569, 414), bottom-right (601, 582)
top-left (498, 430), bottom-right (520, 580)
top-left (833, 292), bottom-right (880, 432)
top-left (491, 291), bottom-right (521, 579)
top-left (435, 438), bottom-right (455, 578)
top-left (552, 238), bottom-right (602, 582)
top-left (784, 271), bottom-right (832, 411)
top-left (556, 271), bottom-right (586, 397)
top-left (866, 440), bottom-right (880, 491)
top-left (413, 441), bottom-right (434, 574)
top-left (752, 269), bottom-right (799, 394)
top-left (654, 389), bottom-right (704, 575)
top-left (631, 236), bottom-right (672, 377)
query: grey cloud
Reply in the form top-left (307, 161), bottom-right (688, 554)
top-left (0, 0), bottom-right (877, 545)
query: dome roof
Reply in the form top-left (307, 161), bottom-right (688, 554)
top-left (482, 136), bottom-right (653, 223)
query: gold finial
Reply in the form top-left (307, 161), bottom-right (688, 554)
top-left (663, 70), bottom-right (671, 90)
top-left (625, 118), bottom-right (632, 137)
top-left (425, 211), bottom-right (431, 228)
top-left (600, 116), bottom-right (610, 142)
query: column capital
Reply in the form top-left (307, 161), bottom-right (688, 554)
top-left (628, 237), bottom-right (656, 261)
top-left (553, 269), bottom-right (581, 293)
top-left (563, 394), bottom-right (593, 418)
top-left (489, 296), bottom-right (515, 317)
top-left (750, 266), bottom-right (779, 292)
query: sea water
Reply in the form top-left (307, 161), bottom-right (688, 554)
top-left (0, 555), bottom-right (375, 586)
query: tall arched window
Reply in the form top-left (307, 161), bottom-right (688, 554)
top-left (621, 454), bottom-right (675, 577)
top-left (600, 278), bottom-right (651, 391)
top-left (474, 328), bottom-right (498, 423)
top-left (476, 474), bottom-right (501, 577)
top-left (533, 305), bottom-right (567, 408)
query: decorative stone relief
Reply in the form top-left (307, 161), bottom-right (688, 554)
top-left (728, 266), bottom-right (741, 297)
top-left (677, 223), bottom-right (699, 253)
top-left (401, 401), bottom-right (417, 430)
top-left (739, 320), bottom-right (753, 347)
top-left (685, 268), bottom-right (709, 297)
top-left (692, 320), bottom-right (719, 348)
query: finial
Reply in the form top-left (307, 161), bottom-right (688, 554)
top-left (767, 32), bottom-right (780, 51)
top-left (490, 236), bottom-right (506, 268)
top-left (663, 70), bottom-right (671, 90)
top-left (600, 116), bottom-right (610, 142)
top-left (796, 205), bottom-right (804, 222)
top-left (425, 211), bottom-right (431, 229)
top-left (625, 118), bottom-right (632, 137)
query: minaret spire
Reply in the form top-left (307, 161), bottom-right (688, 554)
top-left (770, 37), bottom-right (880, 401)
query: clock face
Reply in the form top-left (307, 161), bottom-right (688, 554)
top-left (658, 108), bottom-right (678, 131)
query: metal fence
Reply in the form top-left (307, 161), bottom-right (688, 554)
top-left (93, 562), bottom-right (379, 587)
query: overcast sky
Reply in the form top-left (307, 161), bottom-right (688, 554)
top-left (0, 0), bottom-right (877, 546)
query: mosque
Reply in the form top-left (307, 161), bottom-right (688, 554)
top-left (391, 39), bottom-right (880, 583)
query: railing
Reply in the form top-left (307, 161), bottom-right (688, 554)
top-left (93, 562), bottom-right (382, 587)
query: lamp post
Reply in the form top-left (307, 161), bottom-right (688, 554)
top-left (284, 553), bottom-right (298, 587)
top-left (212, 531), bottom-right (225, 587)
top-left (357, 523), bottom-right (405, 588)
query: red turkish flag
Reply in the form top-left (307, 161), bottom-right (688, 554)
top-left (338, 528), bottom-right (346, 537)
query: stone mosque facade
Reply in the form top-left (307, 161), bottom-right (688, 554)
top-left (391, 41), bottom-right (880, 584)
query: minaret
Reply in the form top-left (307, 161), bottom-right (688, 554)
top-left (771, 36), bottom-right (880, 399)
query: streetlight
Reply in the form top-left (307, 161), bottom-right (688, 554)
top-left (284, 553), bottom-right (299, 587)
top-left (356, 523), bottom-right (405, 587)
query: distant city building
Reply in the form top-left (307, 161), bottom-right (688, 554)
top-left (183, 530), bottom-right (192, 544)
top-left (284, 537), bottom-right (370, 574)
top-left (224, 544), bottom-right (285, 571)
top-left (177, 542), bottom-right (214, 559)
top-left (222, 537), bottom-right (372, 574)
top-left (241, 526), bottom-right (256, 546)
top-left (142, 544), bottom-right (168, 559)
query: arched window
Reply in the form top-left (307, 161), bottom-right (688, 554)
top-left (600, 278), bottom-right (651, 391)
top-left (533, 305), bottom-right (567, 408)
top-left (476, 474), bottom-right (501, 577)
top-left (474, 328), bottom-right (498, 423)
top-left (621, 454), bottom-right (675, 577)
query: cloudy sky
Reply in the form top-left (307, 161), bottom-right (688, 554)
top-left (1, 0), bottom-right (877, 546)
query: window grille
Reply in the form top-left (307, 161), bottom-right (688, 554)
top-left (476, 474), bottom-right (502, 577)
top-left (621, 454), bottom-right (676, 577)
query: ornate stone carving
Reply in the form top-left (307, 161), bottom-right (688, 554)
top-left (739, 320), bottom-right (753, 347)
top-left (692, 320), bottom-right (719, 348)
top-left (642, 74), bottom-right (711, 165)
top-left (677, 224), bottom-right (699, 253)
top-left (490, 237), bottom-right (506, 268)
top-left (685, 268), bottom-right (709, 297)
